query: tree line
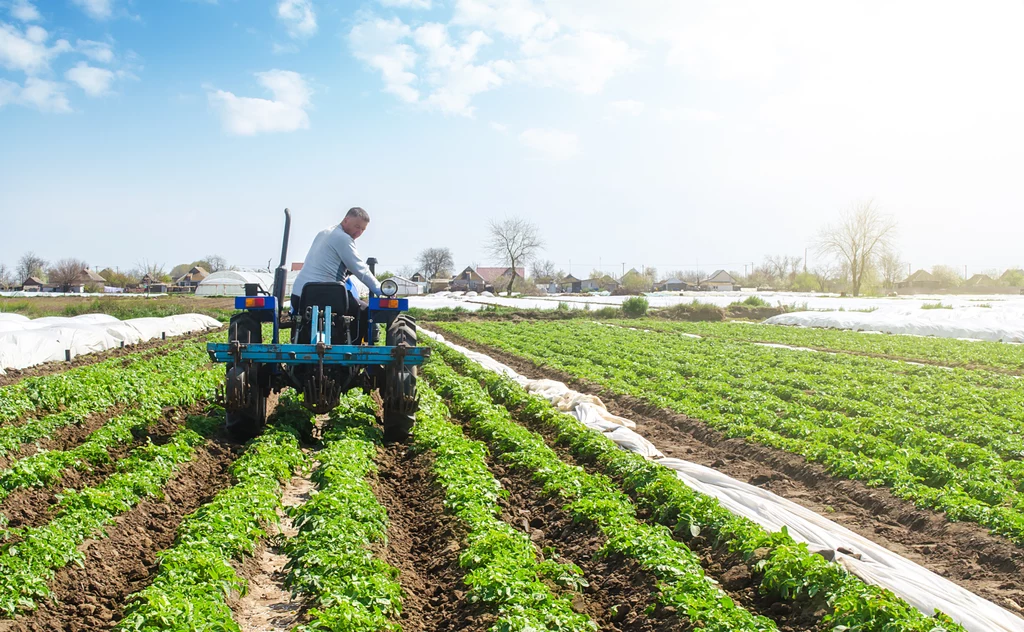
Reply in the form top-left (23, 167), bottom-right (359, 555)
top-left (0, 252), bottom-right (230, 291)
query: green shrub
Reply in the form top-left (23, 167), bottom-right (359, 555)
top-left (621, 296), bottom-right (649, 318)
top-left (656, 299), bottom-right (725, 321)
top-left (921, 302), bottom-right (953, 310)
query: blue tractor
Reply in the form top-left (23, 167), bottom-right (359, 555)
top-left (206, 209), bottom-right (430, 442)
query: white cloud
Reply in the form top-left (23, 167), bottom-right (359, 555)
top-left (379, 0), bottom-right (431, 8)
top-left (65, 61), bottom-right (116, 96)
top-left (277, 0), bottom-right (316, 39)
top-left (413, 23), bottom-right (506, 116)
top-left (518, 128), bottom-right (579, 160)
top-left (453, 0), bottom-right (557, 41)
top-left (609, 99), bottom-right (643, 116)
top-left (209, 69), bottom-right (312, 135)
top-left (489, 121), bottom-right (507, 133)
top-left (517, 30), bottom-right (637, 94)
top-left (76, 39), bottom-right (114, 63)
top-left (0, 22), bottom-right (71, 75)
top-left (659, 107), bottom-right (722, 122)
top-left (10, 0), bottom-right (40, 22)
top-left (349, 17), bottom-right (419, 104)
top-left (0, 76), bottom-right (71, 112)
top-left (71, 0), bottom-right (114, 20)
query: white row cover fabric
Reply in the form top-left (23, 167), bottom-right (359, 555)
top-left (0, 314), bottom-right (223, 374)
top-left (766, 306), bottom-right (1024, 343)
top-left (422, 330), bottom-right (1024, 632)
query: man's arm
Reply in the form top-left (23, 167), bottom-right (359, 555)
top-left (335, 234), bottom-right (382, 295)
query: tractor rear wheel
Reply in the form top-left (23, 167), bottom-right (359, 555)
top-left (382, 315), bottom-right (418, 443)
top-left (225, 313), bottom-right (268, 441)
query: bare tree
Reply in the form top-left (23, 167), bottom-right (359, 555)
top-left (878, 248), bottom-right (904, 290)
top-left (486, 217), bottom-right (543, 296)
top-left (811, 263), bottom-right (838, 292)
top-left (136, 259), bottom-right (170, 283)
top-left (17, 252), bottom-right (47, 283)
top-left (0, 263), bottom-right (15, 290)
top-left (817, 200), bottom-right (897, 296)
top-left (530, 259), bottom-right (558, 280)
top-left (48, 258), bottom-right (88, 292)
top-left (665, 269), bottom-right (702, 284)
top-left (416, 247), bottom-right (455, 279)
top-left (203, 255), bottom-right (228, 273)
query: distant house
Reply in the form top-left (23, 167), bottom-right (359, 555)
top-left (655, 278), bottom-right (691, 292)
top-left (451, 267), bottom-right (487, 292)
top-left (964, 274), bottom-right (995, 288)
top-left (897, 269), bottom-right (940, 290)
top-left (559, 274), bottom-right (582, 293)
top-left (61, 268), bottom-right (107, 293)
top-left (581, 276), bottom-right (619, 292)
top-left (700, 270), bottom-right (737, 291)
top-left (21, 276), bottom-right (50, 292)
top-left (410, 272), bottom-right (427, 283)
top-left (429, 277), bottom-right (452, 293)
top-left (476, 267), bottom-right (526, 292)
top-left (290, 262), bottom-right (304, 272)
top-left (999, 269), bottom-right (1024, 285)
top-left (176, 266), bottom-right (209, 289)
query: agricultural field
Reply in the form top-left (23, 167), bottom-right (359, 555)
top-left (0, 317), bottom-right (1021, 631)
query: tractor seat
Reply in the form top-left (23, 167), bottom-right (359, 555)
top-left (292, 282), bottom-right (360, 345)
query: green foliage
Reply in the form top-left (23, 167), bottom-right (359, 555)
top-left (427, 339), bottom-right (968, 632)
top-left (921, 302), bottom-right (953, 310)
top-left (0, 422), bottom-right (213, 616)
top-left (0, 338), bottom-right (221, 458)
top-left (423, 356), bottom-right (778, 632)
top-left (621, 296), bottom-right (649, 318)
top-left (434, 320), bottom-right (1024, 545)
top-left (655, 299), bottom-right (725, 321)
top-left (284, 394), bottom-right (404, 632)
top-left (413, 384), bottom-right (596, 632)
top-left (117, 419), bottom-right (304, 632)
top-left (615, 318), bottom-right (1024, 373)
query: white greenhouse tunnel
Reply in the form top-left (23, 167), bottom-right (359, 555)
top-left (421, 329), bottom-right (1024, 632)
top-left (0, 313), bottom-right (223, 375)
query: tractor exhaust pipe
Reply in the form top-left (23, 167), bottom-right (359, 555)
top-left (273, 208), bottom-right (291, 319)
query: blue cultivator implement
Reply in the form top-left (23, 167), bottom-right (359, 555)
top-left (207, 209), bottom-right (429, 442)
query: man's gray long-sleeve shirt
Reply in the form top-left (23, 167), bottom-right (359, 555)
top-left (292, 225), bottom-right (382, 298)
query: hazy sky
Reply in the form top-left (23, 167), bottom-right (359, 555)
top-left (2, 0), bottom-right (1022, 280)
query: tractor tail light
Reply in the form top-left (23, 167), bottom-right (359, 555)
top-left (245, 297), bottom-right (265, 308)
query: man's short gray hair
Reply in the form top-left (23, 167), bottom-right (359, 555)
top-left (346, 207), bottom-right (370, 222)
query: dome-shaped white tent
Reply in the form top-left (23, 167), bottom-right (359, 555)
top-left (196, 270), bottom-right (297, 297)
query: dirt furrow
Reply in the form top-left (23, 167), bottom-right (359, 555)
top-left (372, 443), bottom-right (494, 632)
top-left (1, 405), bottom-right (201, 530)
top-left (436, 330), bottom-right (1024, 616)
top-left (231, 471), bottom-right (315, 632)
top-left (0, 438), bottom-right (238, 632)
top-left (485, 453), bottom-right (687, 631)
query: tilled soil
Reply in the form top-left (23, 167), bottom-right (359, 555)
top-left (231, 472), bottom-right (315, 632)
top-left (0, 439), bottom-right (239, 632)
top-left (488, 415), bottom-right (823, 631)
top-left (372, 443), bottom-right (495, 632)
top-left (0, 403), bottom-right (136, 471)
top-left (435, 329), bottom-right (1024, 616)
top-left (1, 405), bottom-right (201, 529)
top-left (0, 331), bottom-right (209, 389)
top-left (486, 454), bottom-right (686, 631)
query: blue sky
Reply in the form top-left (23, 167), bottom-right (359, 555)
top-left (2, 0), bottom-right (1024, 280)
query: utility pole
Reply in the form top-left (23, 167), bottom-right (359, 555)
top-left (621, 262), bottom-right (625, 277)
top-left (804, 248), bottom-right (808, 273)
